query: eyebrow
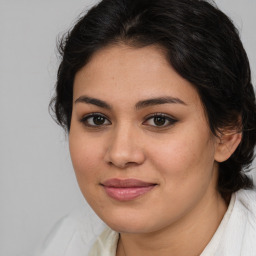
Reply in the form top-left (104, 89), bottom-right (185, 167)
top-left (74, 95), bottom-right (186, 110)
top-left (75, 96), bottom-right (112, 110)
top-left (135, 96), bottom-right (187, 110)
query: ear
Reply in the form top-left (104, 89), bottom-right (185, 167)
top-left (214, 131), bottom-right (242, 163)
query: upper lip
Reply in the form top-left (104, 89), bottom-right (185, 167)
top-left (101, 178), bottom-right (156, 188)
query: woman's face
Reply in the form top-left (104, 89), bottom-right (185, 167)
top-left (69, 44), bottom-right (221, 233)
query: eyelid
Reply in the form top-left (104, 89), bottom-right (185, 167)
top-left (80, 112), bottom-right (111, 127)
top-left (79, 112), bottom-right (177, 128)
top-left (143, 113), bottom-right (178, 127)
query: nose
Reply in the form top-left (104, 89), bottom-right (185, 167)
top-left (104, 124), bottom-right (146, 169)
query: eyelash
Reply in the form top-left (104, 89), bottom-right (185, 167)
top-left (80, 112), bottom-right (177, 129)
top-left (80, 113), bottom-right (111, 127)
top-left (143, 113), bottom-right (178, 128)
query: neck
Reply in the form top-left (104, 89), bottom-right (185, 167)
top-left (116, 190), bottom-right (228, 256)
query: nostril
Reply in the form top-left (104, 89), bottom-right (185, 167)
top-left (107, 160), bottom-right (138, 169)
top-left (103, 138), bottom-right (146, 168)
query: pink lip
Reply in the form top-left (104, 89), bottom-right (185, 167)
top-left (101, 179), bottom-right (157, 201)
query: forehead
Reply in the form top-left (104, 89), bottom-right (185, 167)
top-left (73, 44), bottom-right (201, 106)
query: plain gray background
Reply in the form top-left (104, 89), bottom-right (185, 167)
top-left (0, 0), bottom-right (255, 255)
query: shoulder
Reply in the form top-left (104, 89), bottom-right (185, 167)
top-left (235, 188), bottom-right (256, 208)
top-left (88, 227), bottom-right (119, 256)
top-left (234, 188), bottom-right (256, 222)
top-left (36, 209), bottom-right (105, 256)
top-left (220, 188), bottom-right (256, 255)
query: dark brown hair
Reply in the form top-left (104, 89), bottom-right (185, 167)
top-left (50, 0), bottom-right (256, 199)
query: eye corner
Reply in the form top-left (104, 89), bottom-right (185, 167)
top-left (143, 113), bottom-right (178, 128)
top-left (79, 112), bottom-right (111, 128)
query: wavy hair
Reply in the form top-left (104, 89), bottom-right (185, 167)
top-left (50, 0), bottom-right (256, 199)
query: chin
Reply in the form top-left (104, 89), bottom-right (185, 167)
top-left (101, 213), bottom-right (158, 234)
top-left (108, 223), bottom-right (150, 234)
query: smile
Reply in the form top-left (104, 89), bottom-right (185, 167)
top-left (101, 178), bottom-right (157, 201)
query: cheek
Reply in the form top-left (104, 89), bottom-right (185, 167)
top-left (145, 132), bottom-right (217, 218)
top-left (69, 135), bottom-right (108, 211)
top-left (69, 134), bottom-right (103, 187)
top-left (148, 129), bottom-right (215, 182)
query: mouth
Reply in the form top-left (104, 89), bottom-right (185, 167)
top-left (100, 178), bottom-right (157, 201)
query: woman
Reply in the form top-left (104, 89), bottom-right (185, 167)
top-left (41, 0), bottom-right (256, 255)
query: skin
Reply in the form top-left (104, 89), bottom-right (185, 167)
top-left (69, 44), bottom-right (240, 256)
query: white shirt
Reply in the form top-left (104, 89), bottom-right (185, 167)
top-left (37, 189), bottom-right (256, 256)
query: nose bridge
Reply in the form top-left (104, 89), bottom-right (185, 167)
top-left (104, 121), bottom-right (145, 168)
top-left (114, 121), bottom-right (134, 145)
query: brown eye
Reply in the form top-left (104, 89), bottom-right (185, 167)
top-left (153, 116), bottom-right (166, 126)
top-left (80, 113), bottom-right (111, 127)
top-left (143, 113), bottom-right (177, 128)
top-left (93, 115), bottom-right (106, 125)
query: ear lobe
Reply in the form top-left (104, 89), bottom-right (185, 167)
top-left (214, 132), bottom-right (242, 163)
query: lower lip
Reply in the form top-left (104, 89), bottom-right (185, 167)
top-left (102, 185), bottom-right (156, 201)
